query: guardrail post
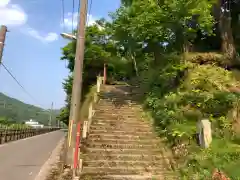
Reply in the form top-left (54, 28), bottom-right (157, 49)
top-left (97, 76), bottom-right (101, 93)
top-left (82, 121), bottom-right (88, 139)
top-left (4, 128), bottom-right (7, 143)
top-left (88, 102), bottom-right (93, 132)
top-left (0, 131), bottom-right (3, 144)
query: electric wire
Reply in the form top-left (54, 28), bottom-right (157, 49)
top-left (61, 0), bottom-right (66, 32)
top-left (75, 0), bottom-right (81, 34)
top-left (61, 0), bottom-right (69, 68)
top-left (1, 62), bottom-right (42, 107)
top-left (72, 0), bottom-right (75, 34)
top-left (86, 0), bottom-right (93, 26)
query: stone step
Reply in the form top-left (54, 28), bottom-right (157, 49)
top-left (99, 100), bottom-right (136, 104)
top-left (96, 103), bottom-right (141, 107)
top-left (85, 142), bottom-right (160, 149)
top-left (96, 107), bottom-right (141, 112)
top-left (83, 148), bottom-right (162, 155)
top-left (88, 134), bottom-right (157, 140)
top-left (92, 118), bottom-right (145, 125)
top-left (81, 166), bottom-right (162, 175)
top-left (90, 125), bottom-right (150, 132)
top-left (89, 130), bottom-right (153, 136)
top-left (98, 103), bottom-right (139, 108)
top-left (86, 138), bottom-right (160, 145)
top-left (95, 111), bottom-right (138, 115)
top-left (99, 94), bottom-right (133, 98)
top-left (93, 115), bottom-right (140, 120)
top-left (97, 103), bottom-right (142, 108)
top-left (95, 111), bottom-right (138, 116)
top-left (91, 121), bottom-right (150, 128)
top-left (97, 102), bottom-right (142, 108)
top-left (80, 174), bottom-right (167, 180)
top-left (94, 113), bottom-right (139, 117)
top-left (93, 115), bottom-right (145, 120)
top-left (83, 160), bottom-right (164, 168)
top-left (90, 125), bottom-right (151, 132)
top-left (82, 153), bottom-right (166, 161)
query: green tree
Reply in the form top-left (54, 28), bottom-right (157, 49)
top-left (112, 0), bottom-right (215, 65)
top-left (58, 20), bottom-right (130, 124)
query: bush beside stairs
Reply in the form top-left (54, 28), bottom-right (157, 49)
top-left (80, 85), bottom-right (176, 180)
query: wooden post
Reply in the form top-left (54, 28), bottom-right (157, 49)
top-left (88, 102), bottom-right (93, 132)
top-left (103, 63), bottom-right (107, 85)
top-left (4, 127), bottom-right (7, 143)
top-left (97, 76), bottom-right (101, 93)
top-left (82, 121), bottom-right (88, 138)
top-left (88, 102), bottom-right (93, 120)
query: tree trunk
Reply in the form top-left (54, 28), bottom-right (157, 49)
top-left (215, 0), bottom-right (236, 61)
top-left (130, 52), bottom-right (139, 77)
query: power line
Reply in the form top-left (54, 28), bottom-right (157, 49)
top-left (86, 0), bottom-right (93, 26)
top-left (61, 0), bottom-right (66, 32)
top-left (1, 62), bottom-right (41, 107)
top-left (75, 0), bottom-right (81, 34)
top-left (72, 0), bottom-right (75, 33)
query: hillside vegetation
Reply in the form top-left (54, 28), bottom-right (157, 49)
top-left (137, 53), bottom-right (240, 179)
top-left (59, 0), bottom-right (240, 179)
top-left (0, 93), bottom-right (59, 126)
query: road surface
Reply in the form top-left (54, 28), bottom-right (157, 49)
top-left (0, 130), bottom-right (65, 180)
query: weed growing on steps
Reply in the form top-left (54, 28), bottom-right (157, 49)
top-left (135, 53), bottom-right (240, 179)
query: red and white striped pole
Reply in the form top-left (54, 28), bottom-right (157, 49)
top-left (73, 122), bottom-right (81, 170)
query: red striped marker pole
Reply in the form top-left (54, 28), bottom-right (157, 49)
top-left (73, 122), bottom-right (81, 169)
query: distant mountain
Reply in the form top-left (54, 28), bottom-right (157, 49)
top-left (0, 93), bottom-right (60, 125)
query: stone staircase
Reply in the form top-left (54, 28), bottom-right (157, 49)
top-left (80, 85), bottom-right (176, 180)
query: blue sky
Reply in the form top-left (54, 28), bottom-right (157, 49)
top-left (0, 0), bottom-right (121, 109)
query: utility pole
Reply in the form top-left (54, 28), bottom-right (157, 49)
top-left (0, 25), bottom-right (7, 65)
top-left (66, 0), bottom-right (88, 171)
top-left (49, 102), bottom-right (53, 127)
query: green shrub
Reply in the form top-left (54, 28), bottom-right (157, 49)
top-left (138, 53), bottom-right (240, 178)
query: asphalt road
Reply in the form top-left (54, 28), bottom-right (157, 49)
top-left (0, 130), bottom-right (65, 180)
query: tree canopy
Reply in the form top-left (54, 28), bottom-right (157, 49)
top-left (59, 0), bottom-right (240, 124)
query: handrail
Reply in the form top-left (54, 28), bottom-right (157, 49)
top-left (73, 75), bottom-right (104, 173)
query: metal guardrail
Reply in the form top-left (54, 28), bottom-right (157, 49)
top-left (0, 127), bottom-right (60, 144)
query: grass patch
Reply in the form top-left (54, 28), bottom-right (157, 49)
top-left (180, 138), bottom-right (240, 179)
top-left (79, 85), bottom-right (97, 122)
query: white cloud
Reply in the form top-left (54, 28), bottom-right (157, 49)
top-left (87, 14), bottom-right (97, 26)
top-left (0, 0), bottom-right (58, 43)
top-left (0, 0), bottom-right (10, 7)
top-left (61, 12), bottom-right (97, 30)
top-left (24, 28), bottom-right (58, 43)
top-left (0, 0), bottom-right (27, 26)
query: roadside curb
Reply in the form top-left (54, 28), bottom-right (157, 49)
top-left (34, 135), bottom-right (66, 180)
